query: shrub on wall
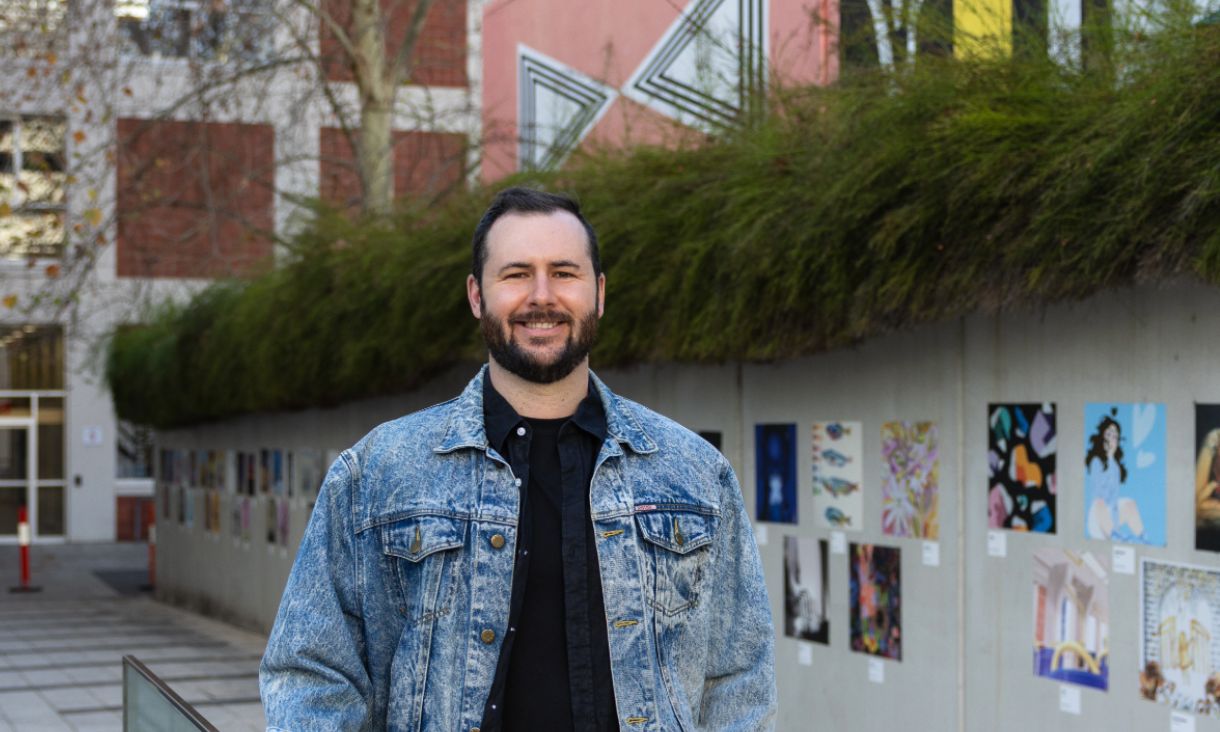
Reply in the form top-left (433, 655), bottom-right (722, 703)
top-left (109, 25), bottom-right (1220, 428)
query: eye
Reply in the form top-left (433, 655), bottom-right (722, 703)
top-left (553, 270), bottom-right (576, 278)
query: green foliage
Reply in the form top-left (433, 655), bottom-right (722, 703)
top-left (108, 26), bottom-right (1220, 428)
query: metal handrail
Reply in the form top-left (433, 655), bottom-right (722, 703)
top-left (122, 655), bottom-right (219, 732)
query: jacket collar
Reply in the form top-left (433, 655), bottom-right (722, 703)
top-left (434, 365), bottom-right (657, 455)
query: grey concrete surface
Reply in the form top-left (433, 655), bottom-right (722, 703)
top-left (0, 542), bottom-right (266, 732)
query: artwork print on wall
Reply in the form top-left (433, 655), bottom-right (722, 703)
top-left (1032, 547), bottom-right (1109, 690)
top-left (783, 536), bottom-right (829, 644)
top-left (811, 421), bottom-right (862, 531)
top-left (1139, 558), bottom-right (1220, 717)
top-left (1194, 404), bottom-right (1220, 552)
top-left (1083, 403), bottom-right (1167, 546)
top-left (755, 424), bottom-right (797, 524)
top-left (849, 543), bottom-right (901, 660)
top-left (988, 403), bottom-right (1056, 533)
top-left (880, 421), bottom-right (939, 539)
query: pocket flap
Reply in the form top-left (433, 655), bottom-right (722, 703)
top-left (382, 514), bottom-right (468, 562)
top-left (635, 508), bottom-right (717, 555)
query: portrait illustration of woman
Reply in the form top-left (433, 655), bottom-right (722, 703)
top-left (1085, 409), bottom-right (1145, 542)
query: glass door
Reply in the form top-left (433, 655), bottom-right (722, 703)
top-left (0, 418), bottom-right (33, 537)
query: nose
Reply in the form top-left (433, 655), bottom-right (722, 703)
top-left (528, 273), bottom-right (555, 305)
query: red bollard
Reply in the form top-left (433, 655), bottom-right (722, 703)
top-left (9, 506), bottom-right (41, 593)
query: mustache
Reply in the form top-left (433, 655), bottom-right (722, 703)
top-left (509, 310), bottom-right (573, 324)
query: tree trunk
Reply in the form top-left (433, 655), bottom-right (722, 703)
top-left (352, 0), bottom-right (394, 217)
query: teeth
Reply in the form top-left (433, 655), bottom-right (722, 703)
top-left (522, 322), bottom-right (558, 329)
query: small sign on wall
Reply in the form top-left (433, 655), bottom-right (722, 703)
top-left (81, 426), bottom-right (103, 447)
top-left (987, 530), bottom-right (1007, 558)
top-left (1058, 685), bottom-right (1081, 715)
top-left (868, 658), bottom-right (884, 684)
top-left (922, 541), bottom-right (940, 567)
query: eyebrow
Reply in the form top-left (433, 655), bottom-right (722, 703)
top-left (497, 259), bottom-right (583, 274)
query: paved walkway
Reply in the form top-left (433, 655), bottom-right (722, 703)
top-left (0, 543), bottom-right (267, 731)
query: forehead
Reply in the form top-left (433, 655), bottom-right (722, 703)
top-left (484, 210), bottom-right (591, 266)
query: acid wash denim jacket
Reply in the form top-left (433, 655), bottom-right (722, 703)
top-left (260, 367), bottom-right (777, 732)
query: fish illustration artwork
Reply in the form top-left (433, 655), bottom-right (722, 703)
top-left (825, 507), bottom-right (852, 526)
top-left (815, 477), bottom-right (860, 497)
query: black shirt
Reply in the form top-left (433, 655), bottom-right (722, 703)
top-left (481, 376), bottom-right (617, 732)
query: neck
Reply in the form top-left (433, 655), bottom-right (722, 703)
top-left (487, 358), bottom-right (590, 419)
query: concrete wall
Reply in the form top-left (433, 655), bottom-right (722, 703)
top-left (157, 280), bottom-right (1220, 732)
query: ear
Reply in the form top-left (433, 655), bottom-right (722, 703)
top-left (467, 274), bottom-right (483, 319)
top-left (596, 272), bottom-right (606, 318)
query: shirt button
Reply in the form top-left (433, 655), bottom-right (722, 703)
top-left (516, 426), bottom-right (526, 436)
top-left (489, 533), bottom-right (506, 549)
top-left (480, 628), bottom-right (496, 644)
top-left (514, 478), bottom-right (522, 487)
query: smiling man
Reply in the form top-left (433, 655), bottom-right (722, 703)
top-left (260, 187), bottom-right (776, 732)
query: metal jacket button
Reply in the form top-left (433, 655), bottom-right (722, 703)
top-left (480, 628), bottom-right (496, 644)
top-left (489, 534), bottom-right (506, 549)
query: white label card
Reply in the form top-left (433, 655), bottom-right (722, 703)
top-left (868, 658), bottom-right (884, 684)
top-left (754, 524), bottom-right (769, 546)
top-left (987, 530), bottom-right (1007, 558)
top-left (797, 643), bottom-right (813, 666)
top-left (81, 426), bottom-right (104, 447)
top-left (1112, 545), bottom-right (1136, 575)
top-left (830, 531), bottom-right (847, 555)
top-left (922, 541), bottom-right (940, 567)
top-left (1170, 711), bottom-right (1196, 732)
top-left (1058, 685), bottom-right (1081, 715)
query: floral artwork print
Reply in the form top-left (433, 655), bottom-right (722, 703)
top-left (881, 421), bottom-right (939, 539)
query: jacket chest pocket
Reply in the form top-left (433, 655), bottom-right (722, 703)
top-left (381, 515), bottom-right (468, 624)
top-left (635, 509), bottom-right (718, 616)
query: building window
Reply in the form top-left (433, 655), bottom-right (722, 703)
top-left (117, 420), bottom-right (154, 479)
top-left (0, 0), bottom-right (67, 57)
top-left (0, 325), bottom-right (63, 390)
top-left (0, 117), bottom-right (66, 261)
top-left (116, 0), bottom-right (274, 63)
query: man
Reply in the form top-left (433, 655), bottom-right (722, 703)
top-left (260, 187), bottom-right (776, 731)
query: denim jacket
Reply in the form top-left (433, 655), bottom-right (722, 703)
top-left (260, 368), bottom-right (777, 732)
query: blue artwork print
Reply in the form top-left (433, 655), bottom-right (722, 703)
top-left (1083, 403), bottom-right (1167, 547)
top-left (756, 424), bottom-right (797, 524)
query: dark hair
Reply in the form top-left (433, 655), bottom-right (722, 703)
top-left (1085, 410), bottom-right (1127, 482)
top-left (470, 187), bottom-right (601, 284)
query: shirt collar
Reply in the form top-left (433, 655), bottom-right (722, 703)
top-left (435, 365), bottom-right (656, 456)
top-left (482, 372), bottom-right (608, 455)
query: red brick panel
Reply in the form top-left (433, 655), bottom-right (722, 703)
top-left (321, 0), bottom-right (467, 87)
top-left (116, 119), bottom-right (275, 279)
top-left (319, 127), bottom-right (467, 209)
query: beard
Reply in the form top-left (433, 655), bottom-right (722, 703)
top-left (480, 305), bottom-right (598, 384)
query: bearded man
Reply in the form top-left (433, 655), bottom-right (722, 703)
top-left (260, 187), bottom-right (776, 732)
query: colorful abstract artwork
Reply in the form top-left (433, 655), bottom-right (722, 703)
top-left (1083, 403), bottom-right (1167, 546)
top-left (811, 421), bottom-right (863, 531)
top-left (1195, 405), bottom-right (1220, 552)
top-left (849, 543), bottom-right (901, 660)
top-left (240, 497), bottom-right (251, 542)
top-left (277, 498), bottom-right (290, 547)
top-left (784, 536), bottom-right (829, 644)
top-left (265, 497), bottom-right (278, 544)
top-left (1140, 559), bottom-right (1220, 717)
top-left (988, 403), bottom-right (1056, 533)
top-left (880, 421), bottom-right (939, 539)
top-left (756, 424), bottom-right (797, 524)
top-left (296, 448), bottom-right (325, 497)
top-left (1033, 548), bottom-right (1109, 690)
